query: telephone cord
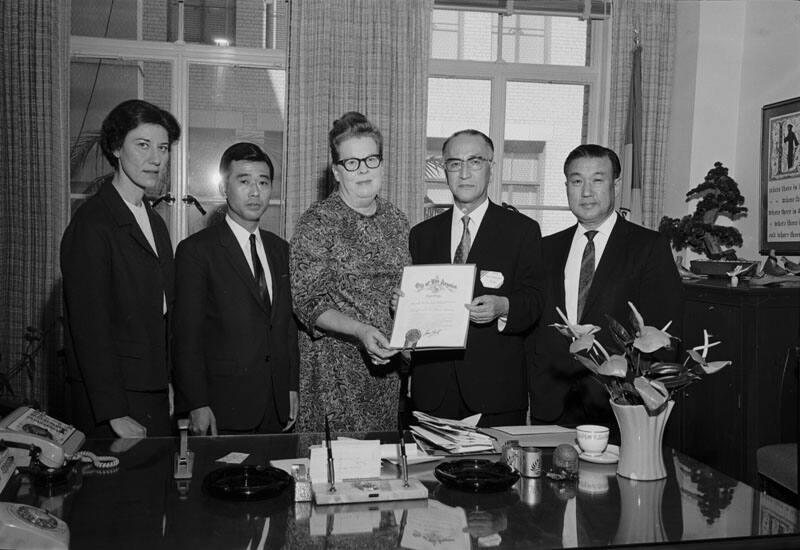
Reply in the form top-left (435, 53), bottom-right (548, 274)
top-left (74, 450), bottom-right (120, 470)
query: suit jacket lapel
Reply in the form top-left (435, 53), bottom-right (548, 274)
top-left (553, 227), bottom-right (574, 312)
top-left (435, 207), bottom-right (455, 263)
top-left (582, 214), bottom-right (628, 318)
top-left (261, 230), bottom-right (279, 320)
top-left (466, 201), bottom-right (498, 263)
top-left (101, 182), bottom-right (159, 259)
top-left (218, 223), bottom-right (270, 315)
top-left (148, 206), bottom-right (171, 260)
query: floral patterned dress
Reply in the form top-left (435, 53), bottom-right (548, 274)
top-left (290, 193), bottom-right (411, 432)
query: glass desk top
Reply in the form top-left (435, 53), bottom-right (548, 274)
top-left (3, 432), bottom-right (799, 549)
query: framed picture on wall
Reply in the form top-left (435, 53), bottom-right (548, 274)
top-left (761, 96), bottom-right (800, 255)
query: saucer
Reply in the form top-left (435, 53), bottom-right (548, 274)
top-left (578, 444), bottom-right (619, 464)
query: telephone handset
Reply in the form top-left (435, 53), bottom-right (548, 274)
top-left (0, 407), bottom-right (85, 469)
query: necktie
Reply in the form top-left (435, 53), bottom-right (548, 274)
top-left (249, 233), bottom-right (271, 307)
top-left (577, 230), bottom-right (598, 321)
top-left (453, 215), bottom-right (471, 264)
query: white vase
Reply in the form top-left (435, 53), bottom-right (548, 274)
top-left (611, 399), bottom-right (674, 481)
top-left (614, 476), bottom-right (668, 545)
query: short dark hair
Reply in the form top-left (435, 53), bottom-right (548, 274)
top-left (563, 144), bottom-right (621, 179)
top-left (328, 111), bottom-right (383, 163)
top-left (219, 142), bottom-right (274, 180)
top-left (100, 99), bottom-right (181, 169)
top-left (442, 129), bottom-right (494, 157)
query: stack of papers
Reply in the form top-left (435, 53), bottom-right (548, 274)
top-left (479, 425), bottom-right (577, 449)
top-left (409, 412), bottom-right (495, 455)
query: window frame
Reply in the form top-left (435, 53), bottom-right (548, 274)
top-left (427, 7), bottom-right (611, 220)
top-left (69, 30), bottom-right (288, 241)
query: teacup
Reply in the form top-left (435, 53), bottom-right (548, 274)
top-left (576, 424), bottom-right (609, 456)
top-left (578, 467), bottom-right (610, 495)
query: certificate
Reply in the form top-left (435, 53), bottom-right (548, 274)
top-left (389, 264), bottom-right (476, 350)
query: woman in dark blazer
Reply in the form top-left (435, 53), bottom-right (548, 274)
top-left (61, 99), bottom-right (181, 438)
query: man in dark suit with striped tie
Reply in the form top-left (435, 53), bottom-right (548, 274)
top-left (528, 144), bottom-right (683, 427)
top-left (408, 129), bottom-right (545, 427)
top-left (172, 143), bottom-right (299, 434)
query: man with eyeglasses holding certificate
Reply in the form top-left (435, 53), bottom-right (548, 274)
top-left (407, 129), bottom-right (545, 427)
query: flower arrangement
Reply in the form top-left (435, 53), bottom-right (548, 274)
top-left (552, 302), bottom-right (730, 414)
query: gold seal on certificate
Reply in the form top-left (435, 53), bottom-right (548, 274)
top-left (389, 264), bottom-right (476, 350)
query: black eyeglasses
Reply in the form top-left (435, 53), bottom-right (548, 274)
top-left (334, 155), bottom-right (383, 172)
top-left (444, 156), bottom-right (491, 172)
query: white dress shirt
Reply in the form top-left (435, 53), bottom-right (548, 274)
top-left (450, 198), bottom-right (508, 330)
top-left (564, 213), bottom-right (618, 323)
top-left (225, 215), bottom-right (273, 302)
top-left (450, 198), bottom-right (490, 262)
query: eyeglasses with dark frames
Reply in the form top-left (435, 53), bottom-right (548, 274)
top-left (443, 156), bottom-right (491, 172)
top-left (334, 155), bottom-right (383, 172)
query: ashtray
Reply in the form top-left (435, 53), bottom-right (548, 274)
top-left (434, 459), bottom-right (519, 493)
top-left (203, 464), bottom-right (293, 501)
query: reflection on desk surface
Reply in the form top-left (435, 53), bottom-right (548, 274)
top-left (2, 433), bottom-right (799, 549)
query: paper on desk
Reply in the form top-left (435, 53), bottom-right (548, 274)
top-left (215, 452), bottom-right (249, 464)
top-left (310, 508), bottom-right (381, 536)
top-left (410, 411), bottom-right (494, 454)
top-left (493, 425), bottom-right (574, 435)
top-left (409, 425), bottom-right (494, 454)
top-left (414, 411), bottom-right (481, 429)
top-left (381, 442), bottom-right (442, 466)
top-left (478, 424), bottom-right (577, 449)
top-left (270, 457), bottom-right (310, 476)
top-left (401, 500), bottom-right (470, 550)
top-left (309, 439), bottom-right (381, 483)
top-left (380, 443), bottom-right (419, 459)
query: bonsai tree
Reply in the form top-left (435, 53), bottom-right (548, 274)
top-left (659, 162), bottom-right (748, 260)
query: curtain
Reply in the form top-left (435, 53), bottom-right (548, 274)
top-left (285, 0), bottom-right (432, 237)
top-left (0, 0), bottom-right (70, 411)
top-left (608, 0), bottom-right (675, 229)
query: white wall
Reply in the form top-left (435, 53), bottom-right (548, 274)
top-left (665, 0), bottom-right (800, 262)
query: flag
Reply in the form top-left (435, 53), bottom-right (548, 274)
top-left (621, 44), bottom-right (642, 224)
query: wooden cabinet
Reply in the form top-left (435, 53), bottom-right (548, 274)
top-left (670, 280), bottom-right (800, 485)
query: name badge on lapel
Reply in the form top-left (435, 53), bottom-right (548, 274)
top-left (480, 270), bottom-right (504, 289)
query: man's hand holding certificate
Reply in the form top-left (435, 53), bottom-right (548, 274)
top-left (389, 264), bottom-right (476, 350)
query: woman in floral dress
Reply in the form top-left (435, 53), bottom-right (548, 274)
top-left (290, 112), bottom-right (411, 432)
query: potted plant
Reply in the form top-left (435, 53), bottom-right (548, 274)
top-left (552, 303), bottom-right (730, 480)
top-left (658, 162), bottom-right (754, 276)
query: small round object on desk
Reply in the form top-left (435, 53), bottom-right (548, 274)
top-left (553, 444), bottom-right (579, 475)
top-left (203, 464), bottom-right (293, 501)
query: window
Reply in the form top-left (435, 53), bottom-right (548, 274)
top-left (426, 5), bottom-right (609, 235)
top-left (69, 0), bottom-right (288, 240)
top-left (71, 0), bottom-right (286, 49)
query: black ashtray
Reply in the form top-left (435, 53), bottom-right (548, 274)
top-left (434, 459), bottom-right (519, 493)
top-left (203, 464), bottom-right (293, 501)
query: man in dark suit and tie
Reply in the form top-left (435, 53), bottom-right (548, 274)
top-left (172, 142), bottom-right (299, 434)
top-left (529, 144), bottom-right (683, 426)
top-left (408, 129), bottom-right (544, 427)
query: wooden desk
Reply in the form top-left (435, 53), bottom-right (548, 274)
top-left (2, 433), bottom-right (799, 549)
top-left (675, 280), bottom-right (800, 485)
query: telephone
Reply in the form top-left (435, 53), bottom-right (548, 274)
top-left (0, 501), bottom-right (69, 550)
top-left (0, 407), bottom-right (85, 470)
